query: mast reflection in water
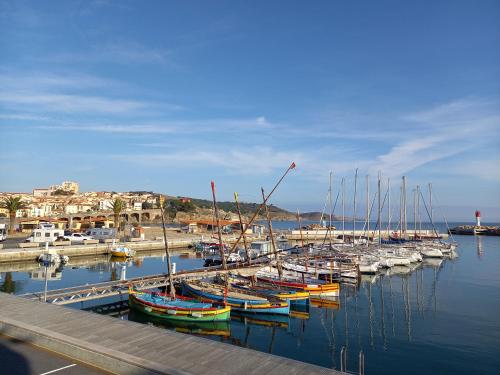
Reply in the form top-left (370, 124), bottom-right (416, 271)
top-left (2, 229), bottom-right (500, 375)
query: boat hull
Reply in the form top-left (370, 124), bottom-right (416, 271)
top-left (129, 292), bottom-right (231, 322)
top-left (182, 281), bottom-right (290, 315)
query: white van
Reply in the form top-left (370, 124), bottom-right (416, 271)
top-left (26, 223), bottom-right (64, 243)
top-left (85, 228), bottom-right (116, 241)
top-left (0, 223), bottom-right (7, 241)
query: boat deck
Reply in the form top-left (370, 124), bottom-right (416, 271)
top-left (0, 292), bottom-right (343, 375)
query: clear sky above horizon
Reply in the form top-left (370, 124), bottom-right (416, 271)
top-left (1, 0), bottom-right (499, 221)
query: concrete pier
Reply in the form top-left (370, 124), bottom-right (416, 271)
top-left (0, 292), bottom-right (344, 375)
top-left (0, 234), bottom-right (261, 263)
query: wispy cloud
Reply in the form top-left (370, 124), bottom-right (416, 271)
top-left (33, 117), bottom-right (273, 134)
top-left (368, 98), bottom-right (500, 176)
top-left (0, 92), bottom-right (149, 114)
top-left (0, 71), bottom-right (183, 115)
top-left (43, 42), bottom-right (175, 66)
top-left (0, 113), bottom-right (49, 121)
top-left (111, 147), bottom-right (301, 175)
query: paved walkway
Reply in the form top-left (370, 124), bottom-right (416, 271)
top-left (0, 333), bottom-right (108, 375)
top-left (0, 292), bottom-right (345, 375)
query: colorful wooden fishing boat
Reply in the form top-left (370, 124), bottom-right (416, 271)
top-left (181, 280), bottom-right (290, 315)
top-left (229, 280), bottom-right (310, 305)
top-left (128, 289), bottom-right (231, 322)
top-left (255, 267), bottom-right (340, 297)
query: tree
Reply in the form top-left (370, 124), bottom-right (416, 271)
top-left (0, 196), bottom-right (27, 234)
top-left (142, 201), bottom-right (153, 210)
top-left (163, 199), bottom-right (195, 220)
top-left (52, 189), bottom-right (73, 196)
top-left (111, 198), bottom-right (125, 232)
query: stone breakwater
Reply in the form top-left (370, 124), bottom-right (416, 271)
top-left (449, 225), bottom-right (500, 236)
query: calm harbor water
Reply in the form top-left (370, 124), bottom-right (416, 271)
top-left (1, 222), bottom-right (499, 374)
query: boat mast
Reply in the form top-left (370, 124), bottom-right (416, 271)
top-left (297, 209), bottom-right (308, 272)
top-left (403, 176), bottom-right (408, 239)
top-left (261, 187), bottom-right (282, 278)
top-left (353, 168), bottom-right (358, 245)
top-left (159, 195), bottom-right (175, 298)
top-left (387, 178), bottom-right (391, 237)
top-left (234, 192), bottom-right (250, 266)
top-left (399, 184), bottom-right (403, 239)
top-left (329, 171), bottom-right (333, 247)
top-left (413, 187), bottom-right (417, 239)
top-left (378, 171), bottom-right (381, 247)
top-left (417, 185), bottom-right (421, 235)
top-left (366, 174), bottom-right (370, 246)
top-left (428, 183), bottom-right (433, 230)
top-left (211, 181), bottom-right (228, 298)
top-left (342, 177), bottom-right (345, 243)
top-left (297, 209), bottom-right (305, 248)
top-left (228, 162), bottom-right (296, 254)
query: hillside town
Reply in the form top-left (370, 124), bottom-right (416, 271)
top-left (0, 181), bottom-right (161, 219)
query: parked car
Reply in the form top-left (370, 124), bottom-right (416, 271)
top-left (63, 233), bottom-right (93, 243)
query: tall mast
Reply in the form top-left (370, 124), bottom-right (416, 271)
top-left (403, 176), bottom-right (408, 239)
top-left (342, 177), bottom-right (345, 243)
top-left (387, 178), bottom-right (391, 237)
top-left (378, 171), bottom-right (381, 246)
top-left (234, 192), bottom-right (250, 266)
top-left (262, 188), bottom-right (281, 278)
top-left (159, 195), bottom-right (175, 298)
top-left (297, 209), bottom-right (308, 272)
top-left (353, 168), bottom-right (358, 245)
top-left (329, 171), bottom-right (333, 246)
top-left (399, 185), bottom-right (403, 239)
top-left (413, 187), bottom-right (417, 238)
top-left (417, 185), bottom-right (421, 235)
top-left (211, 181), bottom-right (228, 294)
top-left (428, 183), bottom-right (433, 226)
top-left (366, 174), bottom-right (370, 246)
top-left (228, 162), bottom-right (296, 254)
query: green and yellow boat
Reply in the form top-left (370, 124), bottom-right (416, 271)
top-left (128, 289), bottom-right (231, 322)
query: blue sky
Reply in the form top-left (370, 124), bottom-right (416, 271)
top-left (0, 0), bottom-right (499, 221)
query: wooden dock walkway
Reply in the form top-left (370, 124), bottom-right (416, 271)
top-left (0, 292), bottom-right (345, 375)
top-left (19, 264), bottom-right (263, 304)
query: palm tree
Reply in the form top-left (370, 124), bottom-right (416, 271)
top-left (111, 198), bottom-right (125, 232)
top-left (0, 196), bottom-right (27, 234)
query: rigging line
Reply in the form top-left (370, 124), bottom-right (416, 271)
top-left (360, 192), bottom-right (377, 236)
top-left (430, 190), bottom-right (456, 243)
top-left (371, 184), bottom-right (390, 234)
top-left (418, 190), bottom-right (440, 238)
top-left (321, 188), bottom-right (341, 246)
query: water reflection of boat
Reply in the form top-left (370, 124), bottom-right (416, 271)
top-left (310, 297), bottom-right (340, 309)
top-left (231, 312), bottom-right (290, 329)
top-left (360, 274), bottom-right (379, 284)
top-left (290, 310), bottom-right (310, 320)
top-left (422, 257), bottom-right (443, 268)
top-left (128, 309), bottom-right (231, 337)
